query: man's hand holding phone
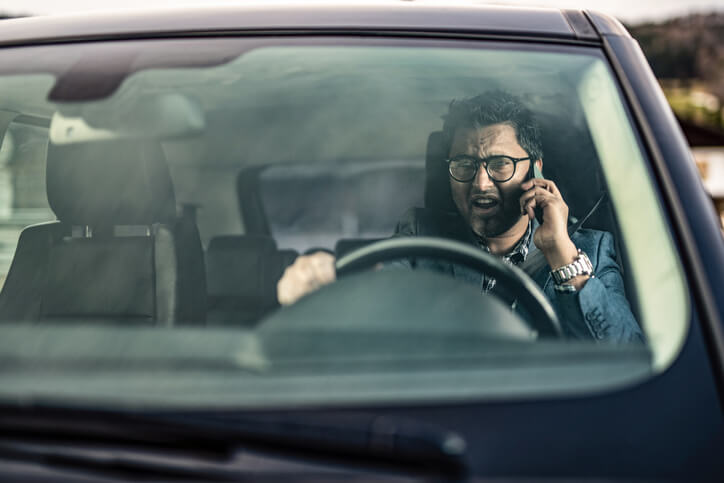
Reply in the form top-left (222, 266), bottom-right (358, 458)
top-left (520, 177), bottom-right (578, 268)
top-left (519, 173), bottom-right (588, 289)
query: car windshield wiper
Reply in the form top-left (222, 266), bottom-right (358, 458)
top-left (0, 405), bottom-right (468, 480)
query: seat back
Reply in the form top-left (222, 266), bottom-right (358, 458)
top-left (424, 131), bottom-right (457, 213)
top-left (0, 139), bottom-right (206, 324)
top-left (205, 235), bottom-right (296, 325)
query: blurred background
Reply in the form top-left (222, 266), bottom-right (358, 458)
top-left (1, 0), bottom-right (723, 227)
top-left (624, 10), bottom-right (724, 229)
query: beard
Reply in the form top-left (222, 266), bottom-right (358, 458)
top-left (466, 185), bottom-right (526, 238)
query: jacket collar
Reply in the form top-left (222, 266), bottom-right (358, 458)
top-left (441, 212), bottom-right (552, 289)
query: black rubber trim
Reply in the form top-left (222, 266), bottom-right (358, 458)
top-left (597, 32), bottom-right (724, 404)
top-left (562, 10), bottom-right (599, 40)
top-left (0, 28), bottom-right (602, 50)
top-left (584, 11), bottom-right (631, 38)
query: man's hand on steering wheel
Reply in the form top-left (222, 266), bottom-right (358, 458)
top-left (277, 237), bottom-right (561, 337)
top-left (277, 251), bottom-right (336, 306)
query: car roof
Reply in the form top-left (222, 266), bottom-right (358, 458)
top-left (0, 2), bottom-right (628, 47)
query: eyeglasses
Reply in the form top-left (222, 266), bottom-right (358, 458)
top-left (446, 154), bottom-right (530, 183)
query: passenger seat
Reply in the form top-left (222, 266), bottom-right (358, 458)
top-left (0, 139), bottom-right (206, 325)
top-left (205, 235), bottom-right (297, 326)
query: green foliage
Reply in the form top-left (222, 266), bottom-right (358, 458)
top-left (629, 13), bottom-right (724, 131)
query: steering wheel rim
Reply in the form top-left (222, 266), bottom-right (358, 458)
top-left (335, 236), bottom-right (561, 337)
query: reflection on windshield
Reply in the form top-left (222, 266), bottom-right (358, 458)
top-left (0, 38), bottom-right (688, 408)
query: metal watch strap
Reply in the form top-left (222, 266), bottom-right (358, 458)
top-left (551, 249), bottom-right (593, 285)
top-left (553, 283), bottom-right (578, 293)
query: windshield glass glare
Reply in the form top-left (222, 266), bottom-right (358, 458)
top-left (0, 38), bottom-right (687, 408)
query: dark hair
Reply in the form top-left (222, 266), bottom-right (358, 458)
top-left (441, 91), bottom-right (543, 161)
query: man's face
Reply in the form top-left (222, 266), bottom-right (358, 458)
top-left (449, 123), bottom-right (532, 238)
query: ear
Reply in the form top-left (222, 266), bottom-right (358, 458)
top-left (535, 159), bottom-right (543, 171)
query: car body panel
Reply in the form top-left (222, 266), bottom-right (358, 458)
top-left (601, 34), bottom-right (724, 394)
top-left (585, 10), bottom-right (632, 38)
top-left (0, 3), bottom-right (722, 481)
top-left (0, 3), bottom-right (585, 47)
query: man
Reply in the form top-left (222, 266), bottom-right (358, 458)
top-left (277, 91), bottom-right (643, 343)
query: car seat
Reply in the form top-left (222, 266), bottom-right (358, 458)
top-left (0, 139), bottom-right (206, 324)
top-left (205, 234), bottom-right (297, 325)
top-left (424, 131), bottom-right (457, 213)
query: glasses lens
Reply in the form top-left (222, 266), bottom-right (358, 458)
top-left (486, 156), bottom-right (515, 181)
top-left (449, 158), bottom-right (477, 181)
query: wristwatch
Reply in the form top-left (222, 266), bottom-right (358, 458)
top-left (551, 249), bottom-right (593, 288)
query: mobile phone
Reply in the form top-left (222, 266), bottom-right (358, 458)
top-left (528, 163), bottom-right (545, 225)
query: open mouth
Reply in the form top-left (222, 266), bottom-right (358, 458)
top-left (471, 197), bottom-right (499, 211)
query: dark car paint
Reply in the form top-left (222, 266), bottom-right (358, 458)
top-left (375, 309), bottom-right (724, 479)
top-left (0, 4), bottom-right (579, 47)
top-left (585, 10), bottom-right (631, 37)
top-left (399, 23), bottom-right (724, 479)
top-left (601, 33), bottom-right (724, 397)
top-left (0, 3), bottom-right (722, 480)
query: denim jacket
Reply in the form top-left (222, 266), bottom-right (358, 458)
top-left (393, 208), bottom-right (644, 344)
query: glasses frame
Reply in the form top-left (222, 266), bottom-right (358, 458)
top-left (446, 154), bottom-right (531, 183)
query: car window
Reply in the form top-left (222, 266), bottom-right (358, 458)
top-left (0, 122), bottom-right (55, 289)
top-left (0, 37), bottom-right (688, 407)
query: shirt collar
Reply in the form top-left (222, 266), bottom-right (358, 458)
top-left (474, 219), bottom-right (533, 266)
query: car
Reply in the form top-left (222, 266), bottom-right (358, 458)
top-left (0, 2), bottom-right (722, 481)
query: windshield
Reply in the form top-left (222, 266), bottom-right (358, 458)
top-left (0, 37), bottom-right (687, 408)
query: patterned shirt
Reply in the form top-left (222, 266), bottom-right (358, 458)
top-left (475, 220), bottom-right (533, 292)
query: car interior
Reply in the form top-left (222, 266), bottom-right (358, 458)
top-left (0, 38), bottom-right (643, 334)
top-left (0, 126), bottom-right (637, 330)
top-left (0, 10), bottom-right (720, 481)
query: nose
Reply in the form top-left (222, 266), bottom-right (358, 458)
top-left (472, 162), bottom-right (495, 190)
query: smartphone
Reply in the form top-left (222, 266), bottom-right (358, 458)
top-left (528, 163), bottom-right (545, 225)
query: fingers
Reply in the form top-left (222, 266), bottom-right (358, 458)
top-left (519, 187), bottom-right (536, 216)
top-left (524, 197), bottom-right (537, 222)
top-left (519, 187), bottom-right (536, 221)
top-left (519, 185), bottom-right (557, 218)
top-left (520, 177), bottom-right (561, 196)
top-left (277, 251), bottom-right (336, 306)
top-left (306, 251), bottom-right (336, 289)
top-left (522, 190), bottom-right (554, 222)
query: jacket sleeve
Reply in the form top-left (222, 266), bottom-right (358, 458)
top-left (551, 232), bottom-right (644, 343)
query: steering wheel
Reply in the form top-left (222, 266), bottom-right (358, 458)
top-left (335, 237), bottom-right (561, 338)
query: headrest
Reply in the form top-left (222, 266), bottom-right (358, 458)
top-left (46, 139), bottom-right (176, 226)
top-left (424, 131), bottom-right (456, 213)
